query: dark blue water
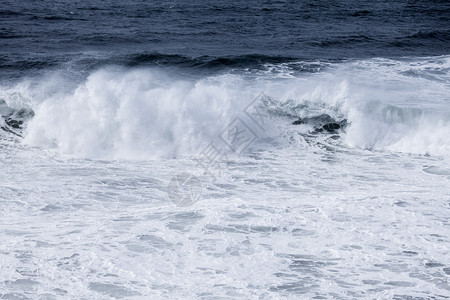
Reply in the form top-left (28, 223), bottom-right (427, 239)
top-left (1, 0), bottom-right (449, 78)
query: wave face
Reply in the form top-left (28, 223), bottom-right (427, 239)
top-left (0, 56), bottom-right (448, 159)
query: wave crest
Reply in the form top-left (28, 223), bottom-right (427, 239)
top-left (4, 57), bottom-right (449, 159)
top-left (23, 68), bottom-right (242, 159)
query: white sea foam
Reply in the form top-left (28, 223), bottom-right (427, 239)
top-left (0, 56), bottom-right (448, 158)
top-left (1, 56), bottom-right (450, 299)
top-left (23, 68), bottom-right (246, 159)
top-left (345, 102), bottom-right (450, 155)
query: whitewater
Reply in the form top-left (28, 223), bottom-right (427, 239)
top-left (0, 55), bottom-right (449, 298)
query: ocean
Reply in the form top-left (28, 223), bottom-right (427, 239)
top-left (1, 0), bottom-right (450, 299)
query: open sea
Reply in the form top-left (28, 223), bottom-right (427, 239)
top-left (1, 0), bottom-right (450, 299)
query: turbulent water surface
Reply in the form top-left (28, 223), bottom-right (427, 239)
top-left (1, 0), bottom-right (450, 299)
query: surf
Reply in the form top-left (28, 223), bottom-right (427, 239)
top-left (0, 56), bottom-right (448, 159)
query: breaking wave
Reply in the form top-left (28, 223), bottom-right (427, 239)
top-left (1, 56), bottom-right (449, 158)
